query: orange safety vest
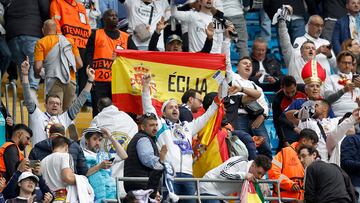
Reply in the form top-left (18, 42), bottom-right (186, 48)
top-left (268, 142), bottom-right (304, 202)
top-left (52, 0), bottom-right (91, 48)
top-left (92, 29), bottom-right (129, 82)
top-left (0, 142), bottom-right (24, 173)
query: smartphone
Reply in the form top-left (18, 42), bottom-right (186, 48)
top-left (29, 160), bottom-right (39, 168)
top-left (108, 157), bottom-right (115, 163)
top-left (353, 74), bottom-right (360, 82)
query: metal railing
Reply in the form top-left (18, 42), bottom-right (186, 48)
top-left (5, 81), bottom-right (17, 122)
top-left (102, 177), bottom-right (297, 203)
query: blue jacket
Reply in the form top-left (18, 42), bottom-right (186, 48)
top-left (332, 15), bottom-right (350, 55)
top-left (341, 134), bottom-right (360, 187)
top-left (29, 138), bottom-right (89, 176)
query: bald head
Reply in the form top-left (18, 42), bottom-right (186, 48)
top-left (307, 15), bottom-right (324, 38)
top-left (43, 19), bottom-right (57, 35)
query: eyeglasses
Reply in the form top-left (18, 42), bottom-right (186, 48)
top-left (341, 61), bottom-right (353, 65)
top-left (144, 112), bottom-right (157, 119)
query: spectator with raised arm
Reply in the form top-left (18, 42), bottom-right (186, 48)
top-left (141, 73), bottom-right (222, 203)
top-left (148, 17), bottom-right (213, 53)
top-left (222, 27), bottom-right (272, 159)
top-left (275, 6), bottom-right (335, 84)
top-left (81, 127), bottom-right (127, 202)
top-left (21, 57), bottom-right (95, 145)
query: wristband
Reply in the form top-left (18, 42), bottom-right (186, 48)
top-left (87, 80), bottom-right (95, 84)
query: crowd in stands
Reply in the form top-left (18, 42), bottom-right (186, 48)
top-left (1, 0), bottom-right (360, 202)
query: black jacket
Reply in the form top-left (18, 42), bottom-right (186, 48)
top-left (304, 161), bottom-right (352, 203)
top-left (124, 132), bottom-right (162, 194)
top-left (341, 134), bottom-right (360, 187)
top-left (4, 0), bottom-right (49, 40)
top-left (29, 138), bottom-right (89, 176)
top-left (179, 104), bottom-right (193, 122)
top-left (249, 55), bottom-right (283, 84)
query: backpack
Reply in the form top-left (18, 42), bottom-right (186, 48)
top-left (331, 163), bottom-right (359, 203)
top-left (225, 130), bottom-right (249, 159)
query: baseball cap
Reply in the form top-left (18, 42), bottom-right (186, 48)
top-left (166, 34), bottom-right (183, 45)
top-left (82, 127), bottom-right (103, 138)
top-left (18, 172), bottom-right (39, 183)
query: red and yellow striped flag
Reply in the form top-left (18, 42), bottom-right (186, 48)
top-left (111, 50), bottom-right (226, 115)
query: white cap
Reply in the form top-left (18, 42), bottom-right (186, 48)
top-left (18, 172), bottom-right (39, 183)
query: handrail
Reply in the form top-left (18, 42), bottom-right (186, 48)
top-left (111, 177), bottom-right (298, 203)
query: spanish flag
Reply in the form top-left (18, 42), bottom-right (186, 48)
top-left (111, 50), bottom-right (226, 115)
top-left (192, 103), bottom-right (229, 178)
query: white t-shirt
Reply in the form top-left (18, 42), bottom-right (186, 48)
top-left (29, 109), bottom-right (72, 146)
top-left (123, 0), bottom-right (169, 49)
top-left (222, 0), bottom-right (244, 17)
top-left (41, 152), bottom-right (74, 191)
top-left (173, 6), bottom-right (224, 53)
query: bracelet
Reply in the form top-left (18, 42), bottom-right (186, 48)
top-left (87, 80), bottom-right (95, 84)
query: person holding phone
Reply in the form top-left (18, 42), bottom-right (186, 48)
top-left (81, 127), bottom-right (128, 202)
top-left (323, 51), bottom-right (360, 117)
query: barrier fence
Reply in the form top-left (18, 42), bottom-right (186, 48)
top-left (103, 177), bottom-right (297, 203)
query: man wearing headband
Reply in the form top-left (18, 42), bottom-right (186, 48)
top-left (141, 73), bottom-right (222, 202)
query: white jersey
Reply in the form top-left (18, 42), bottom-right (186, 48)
top-left (173, 6), bottom-right (224, 53)
top-left (29, 108), bottom-right (72, 146)
top-left (123, 0), bottom-right (169, 50)
top-left (293, 33), bottom-right (337, 78)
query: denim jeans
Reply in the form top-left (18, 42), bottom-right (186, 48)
top-left (232, 114), bottom-right (272, 159)
top-left (226, 15), bottom-right (249, 58)
top-left (8, 35), bottom-right (40, 90)
top-left (233, 130), bottom-right (257, 160)
top-left (0, 37), bottom-right (11, 79)
top-left (173, 173), bottom-right (196, 203)
top-left (321, 19), bottom-right (337, 42)
top-left (259, 9), bottom-right (272, 43)
top-left (287, 19), bottom-right (306, 44)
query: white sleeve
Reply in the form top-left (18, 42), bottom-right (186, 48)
top-left (172, 6), bottom-right (192, 22)
top-left (61, 153), bottom-right (71, 170)
top-left (278, 20), bottom-right (293, 68)
top-left (327, 116), bottom-right (356, 153)
top-left (222, 38), bottom-right (236, 83)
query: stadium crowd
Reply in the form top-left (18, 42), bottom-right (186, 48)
top-left (0, 0), bottom-right (360, 202)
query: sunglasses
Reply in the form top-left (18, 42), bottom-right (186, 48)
top-left (144, 112), bottom-right (157, 119)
